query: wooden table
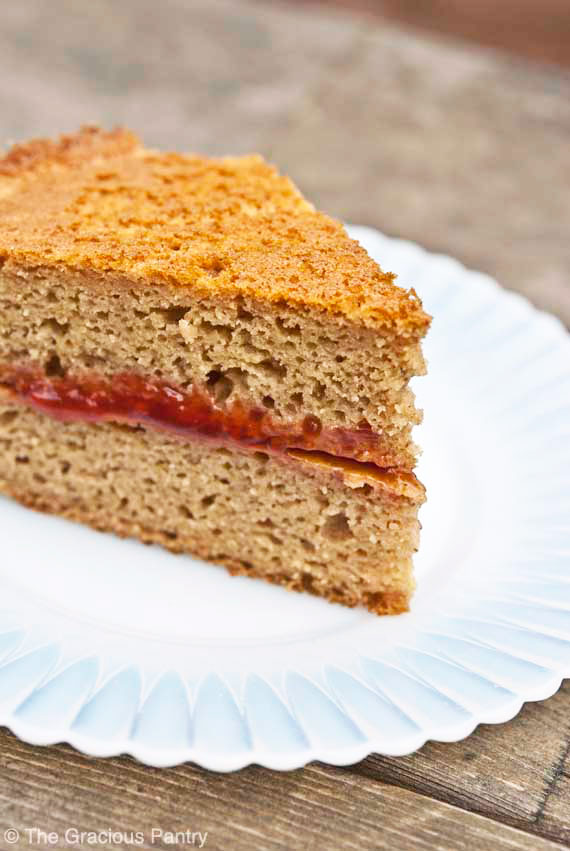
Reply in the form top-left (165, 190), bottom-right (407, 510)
top-left (1, 1), bottom-right (569, 848)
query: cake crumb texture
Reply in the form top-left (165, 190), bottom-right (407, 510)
top-left (0, 400), bottom-right (419, 614)
top-left (0, 265), bottom-right (425, 465)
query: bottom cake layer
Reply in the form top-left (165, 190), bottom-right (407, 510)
top-left (0, 401), bottom-right (422, 614)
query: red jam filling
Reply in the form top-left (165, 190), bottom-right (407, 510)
top-left (1, 367), bottom-right (402, 467)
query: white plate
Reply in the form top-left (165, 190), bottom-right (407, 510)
top-left (1, 226), bottom-right (569, 771)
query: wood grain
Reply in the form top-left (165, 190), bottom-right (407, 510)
top-left (536, 735), bottom-right (570, 846)
top-left (355, 682), bottom-right (570, 836)
top-left (0, 730), bottom-right (565, 851)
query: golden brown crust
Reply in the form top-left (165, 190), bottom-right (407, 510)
top-left (0, 125), bottom-right (139, 177)
top-left (0, 127), bottom-right (429, 332)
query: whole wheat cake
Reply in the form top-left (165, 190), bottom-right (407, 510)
top-left (0, 127), bottom-right (430, 614)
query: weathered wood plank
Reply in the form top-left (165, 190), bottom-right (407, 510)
top-left (535, 737), bottom-right (570, 846)
top-left (0, 730), bottom-right (564, 851)
top-left (353, 681), bottom-right (570, 834)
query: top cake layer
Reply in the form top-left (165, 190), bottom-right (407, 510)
top-left (0, 126), bottom-right (429, 334)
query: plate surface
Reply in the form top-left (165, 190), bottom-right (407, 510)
top-left (1, 226), bottom-right (569, 770)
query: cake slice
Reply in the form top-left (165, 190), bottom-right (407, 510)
top-left (0, 127), bottom-right (430, 614)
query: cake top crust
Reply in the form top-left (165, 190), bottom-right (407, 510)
top-left (0, 127), bottom-right (429, 332)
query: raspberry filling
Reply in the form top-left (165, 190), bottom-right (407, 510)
top-left (1, 366), bottom-right (406, 469)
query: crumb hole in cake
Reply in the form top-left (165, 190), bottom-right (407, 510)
top-left (356, 548), bottom-right (367, 558)
top-left (0, 410), bottom-right (18, 425)
top-left (335, 354), bottom-right (345, 363)
top-left (236, 299), bottom-right (253, 321)
top-left (61, 461), bottom-right (70, 474)
top-left (322, 512), bottom-right (353, 541)
top-left (333, 409), bottom-right (346, 424)
top-left (258, 358), bottom-right (287, 379)
top-left (156, 305), bottom-right (191, 324)
top-left (258, 517), bottom-right (274, 527)
top-left (45, 354), bottom-right (66, 377)
top-left (275, 317), bottom-right (301, 337)
top-left (15, 455), bottom-right (29, 463)
top-left (224, 367), bottom-right (249, 392)
top-left (41, 317), bottom-right (69, 337)
top-left (301, 572), bottom-right (315, 591)
top-left (46, 290), bottom-right (57, 303)
top-left (262, 395), bottom-right (275, 409)
top-left (301, 538), bottom-right (316, 553)
top-left (179, 505), bottom-right (194, 520)
top-left (199, 319), bottom-right (232, 343)
top-left (206, 370), bottom-right (234, 404)
top-left (290, 392), bottom-right (303, 408)
top-left (162, 530), bottom-right (178, 541)
top-left (312, 381), bottom-right (325, 401)
top-left (201, 494), bottom-right (217, 509)
top-left (253, 451), bottom-right (269, 464)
